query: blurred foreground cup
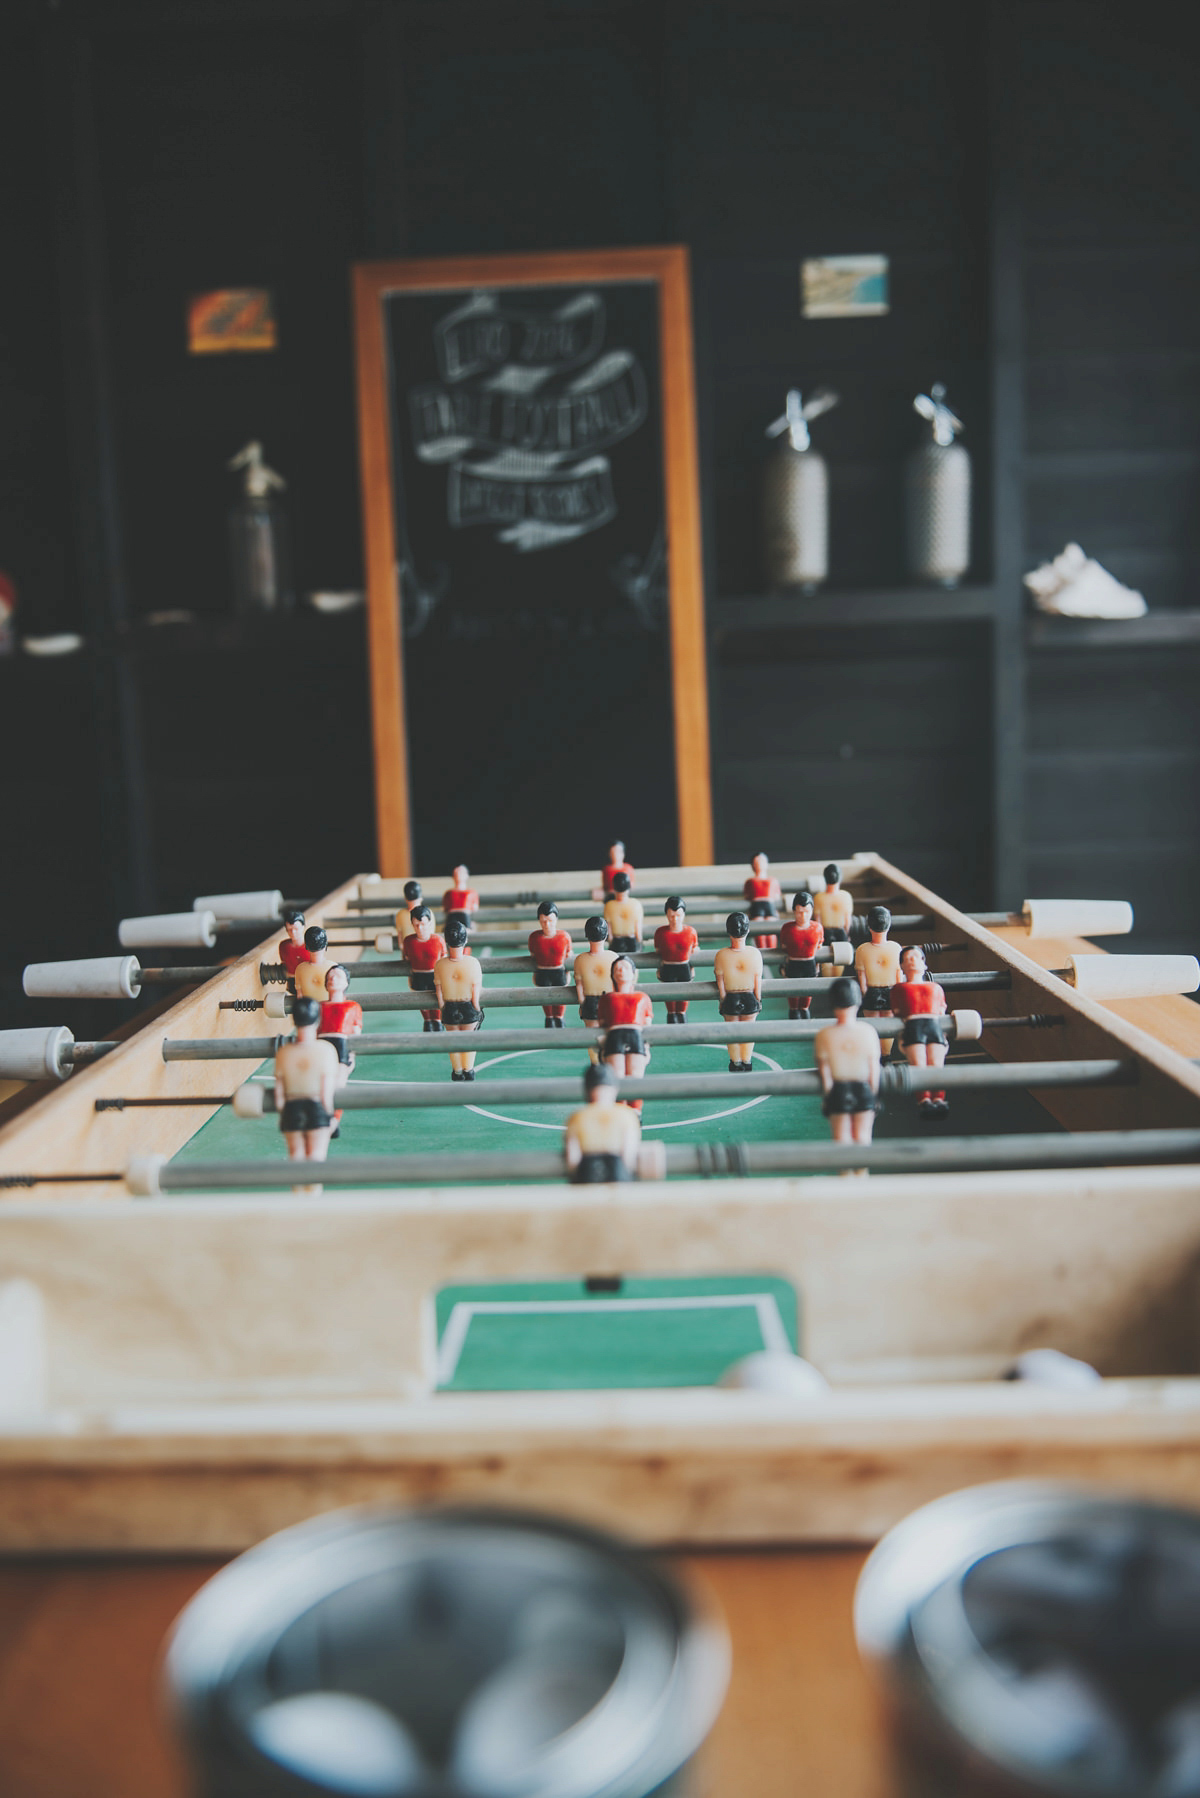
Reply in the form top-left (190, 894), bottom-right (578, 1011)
top-left (164, 1505), bottom-right (730, 1797)
top-left (855, 1480), bottom-right (1200, 1797)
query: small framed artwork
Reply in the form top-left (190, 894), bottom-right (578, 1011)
top-left (801, 255), bottom-right (890, 319)
top-left (187, 289), bottom-right (278, 355)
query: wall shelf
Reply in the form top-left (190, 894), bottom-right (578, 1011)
top-left (710, 586), bottom-right (996, 635)
top-left (1028, 610), bottom-right (1200, 651)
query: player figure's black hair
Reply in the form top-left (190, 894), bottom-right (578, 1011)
top-left (584, 1062), bottom-right (617, 1093)
top-left (610, 955), bottom-right (636, 983)
top-left (410, 904), bottom-right (433, 923)
top-left (824, 863), bottom-right (841, 885)
top-left (726, 911), bottom-right (750, 938)
top-left (537, 901), bottom-right (559, 918)
top-left (584, 916), bottom-right (609, 942)
top-left (792, 890), bottom-right (813, 910)
top-left (304, 926), bottom-right (327, 953)
top-left (611, 871), bottom-right (632, 893)
top-left (282, 907), bottom-right (305, 927)
top-left (444, 918), bottom-right (470, 948)
top-left (292, 996), bottom-right (321, 1027)
top-left (830, 976), bottom-right (860, 1010)
top-left (867, 905), bottom-right (891, 933)
top-left (403, 880), bottom-right (422, 902)
top-left (665, 895), bottom-right (685, 912)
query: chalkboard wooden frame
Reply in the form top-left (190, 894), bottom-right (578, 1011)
top-left (352, 245), bottom-right (712, 875)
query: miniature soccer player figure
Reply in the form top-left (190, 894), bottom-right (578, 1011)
top-left (574, 916), bottom-right (617, 1064)
top-left (599, 956), bottom-right (654, 1103)
top-left (779, 890), bottom-right (824, 1020)
top-left (714, 910), bottom-right (763, 1073)
top-left (654, 896), bottom-right (699, 1022)
top-left (604, 871), bottom-right (644, 952)
top-left (564, 1062), bottom-right (642, 1184)
top-left (814, 863), bottom-right (854, 972)
top-left (294, 926), bottom-right (331, 1003)
top-left (442, 864), bottom-right (480, 934)
top-left (529, 900), bottom-right (573, 1028)
top-left (435, 918), bottom-right (484, 1080)
top-left (404, 905), bottom-right (448, 1031)
top-left (278, 909), bottom-right (311, 992)
top-left (394, 879), bottom-right (423, 947)
top-left (274, 996), bottom-right (340, 1165)
top-left (854, 905), bottom-right (901, 1053)
top-left (319, 963), bottom-right (363, 1137)
top-left (890, 943), bottom-right (949, 1117)
top-left (814, 977), bottom-right (882, 1158)
top-left (600, 840), bottom-right (635, 899)
top-left (743, 851), bottom-right (783, 950)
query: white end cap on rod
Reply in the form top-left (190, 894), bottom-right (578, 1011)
top-left (119, 911), bottom-right (217, 949)
top-left (233, 1083), bottom-right (265, 1119)
top-left (951, 1009), bottom-right (983, 1042)
top-left (830, 940), bottom-right (853, 967)
top-left (1066, 954), bottom-right (1200, 1001)
top-left (374, 932), bottom-right (395, 954)
top-left (264, 991), bottom-right (290, 1019)
top-left (0, 1026), bottom-right (75, 1081)
top-left (126, 1154), bottom-right (167, 1197)
top-left (1022, 899), bottom-right (1134, 938)
top-left (193, 890), bottom-right (284, 921)
top-left (23, 955), bottom-right (140, 1000)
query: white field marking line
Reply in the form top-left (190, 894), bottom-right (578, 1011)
top-left (464, 1046), bottom-right (785, 1132)
top-left (435, 1292), bottom-right (792, 1386)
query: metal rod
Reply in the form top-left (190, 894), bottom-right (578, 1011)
top-left (330, 911), bottom-right (937, 938)
top-left (136, 965), bottom-right (223, 987)
top-left (151, 1126), bottom-right (1200, 1193)
top-left (339, 937), bottom-right (966, 977)
top-left (65, 1041), bottom-right (120, 1065)
top-left (248, 1058), bottom-right (1133, 1113)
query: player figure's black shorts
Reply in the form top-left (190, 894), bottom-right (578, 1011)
top-left (719, 991), bottom-right (762, 1019)
top-left (572, 1152), bottom-right (631, 1184)
top-left (822, 1079), bottom-right (877, 1117)
top-left (825, 927), bottom-right (849, 944)
top-left (784, 957), bottom-right (818, 980)
top-left (580, 994), bottom-right (601, 1021)
top-left (657, 962), bottom-right (693, 983)
top-left (748, 900), bottom-right (777, 920)
top-left (280, 1097), bottom-right (331, 1134)
top-left (533, 966), bottom-right (570, 987)
top-left (610, 935), bottom-right (641, 952)
top-left (903, 1015), bottom-right (946, 1047)
top-left (603, 1025), bottom-right (646, 1057)
top-left (408, 970), bottom-right (437, 992)
top-left (862, 986), bottom-right (892, 1011)
top-left (442, 1000), bottom-right (482, 1027)
top-left (319, 1033), bottom-right (354, 1066)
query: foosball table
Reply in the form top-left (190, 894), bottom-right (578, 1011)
top-left (2, 853), bottom-right (1200, 1557)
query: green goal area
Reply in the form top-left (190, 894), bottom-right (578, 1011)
top-left (433, 1274), bottom-right (799, 1392)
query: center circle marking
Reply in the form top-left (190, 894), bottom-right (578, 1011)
top-left (465, 1045), bottom-right (785, 1133)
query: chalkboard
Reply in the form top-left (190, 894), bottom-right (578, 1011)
top-left (354, 248), bottom-right (711, 877)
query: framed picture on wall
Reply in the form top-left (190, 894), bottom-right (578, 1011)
top-left (352, 245), bottom-right (712, 876)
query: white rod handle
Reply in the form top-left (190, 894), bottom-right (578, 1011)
top-left (193, 889), bottom-right (284, 920)
top-left (0, 1026), bottom-right (75, 1081)
top-left (950, 1009), bottom-right (983, 1041)
top-left (23, 955), bottom-right (140, 1000)
top-left (1022, 899), bottom-right (1134, 938)
top-left (1067, 954), bottom-right (1200, 1001)
top-left (119, 910), bottom-right (217, 949)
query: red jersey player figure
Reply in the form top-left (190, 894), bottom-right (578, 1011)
top-left (743, 851), bottom-right (783, 951)
top-left (574, 916), bottom-right (617, 1064)
top-left (854, 905), bottom-right (901, 1054)
top-left (564, 1063), bottom-right (642, 1184)
top-left (319, 962), bottom-right (363, 1139)
top-left (714, 911), bottom-right (762, 1073)
top-left (528, 901), bottom-right (573, 1028)
top-left (779, 890), bottom-right (824, 1020)
top-left (890, 943), bottom-right (949, 1117)
top-left (278, 909), bottom-right (312, 993)
top-left (294, 926), bottom-right (331, 1004)
top-left (814, 862), bottom-right (853, 971)
top-left (274, 997), bottom-right (340, 1168)
top-left (604, 871), bottom-right (644, 952)
top-left (393, 880), bottom-right (423, 950)
top-left (598, 956), bottom-right (654, 1104)
top-left (654, 896), bottom-right (699, 1022)
top-left (435, 918), bottom-right (484, 1081)
top-left (404, 905), bottom-right (447, 1031)
top-left (814, 977), bottom-right (882, 1162)
top-left (599, 840), bottom-right (635, 899)
top-left (442, 864), bottom-right (480, 935)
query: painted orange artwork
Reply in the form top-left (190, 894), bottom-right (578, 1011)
top-left (187, 288), bottom-right (278, 354)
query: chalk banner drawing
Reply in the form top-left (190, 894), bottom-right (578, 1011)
top-left (408, 290), bottom-right (649, 552)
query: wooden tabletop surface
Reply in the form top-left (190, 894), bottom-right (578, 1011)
top-left (2, 929), bottom-right (1195, 1798)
